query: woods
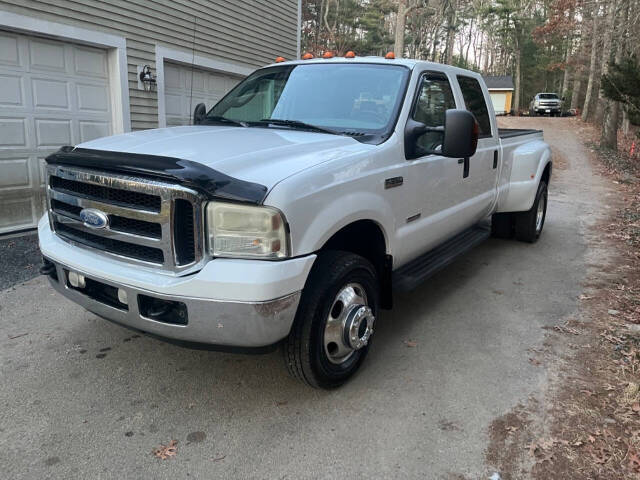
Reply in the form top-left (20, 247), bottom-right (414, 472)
top-left (301, 0), bottom-right (640, 151)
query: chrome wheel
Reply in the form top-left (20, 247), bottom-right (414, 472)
top-left (323, 283), bottom-right (375, 365)
top-left (535, 191), bottom-right (546, 233)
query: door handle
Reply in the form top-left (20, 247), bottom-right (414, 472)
top-left (458, 158), bottom-right (464, 164)
top-left (493, 150), bottom-right (498, 169)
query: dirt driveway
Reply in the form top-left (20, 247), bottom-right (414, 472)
top-left (0, 118), bottom-right (615, 479)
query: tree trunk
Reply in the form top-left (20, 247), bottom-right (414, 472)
top-left (571, 77), bottom-right (582, 110)
top-left (560, 38), bottom-right (571, 98)
top-left (513, 47), bottom-right (521, 113)
top-left (595, 0), bottom-right (617, 125)
top-left (445, 0), bottom-right (456, 64)
top-left (394, 0), bottom-right (407, 57)
top-left (581, 9), bottom-right (599, 122)
top-left (600, 0), bottom-right (626, 149)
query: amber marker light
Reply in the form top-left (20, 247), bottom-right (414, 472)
top-left (385, 52), bottom-right (396, 59)
top-left (302, 52), bottom-right (314, 60)
top-left (275, 56), bottom-right (285, 63)
top-left (322, 51), bottom-right (335, 58)
top-left (345, 51), bottom-right (356, 58)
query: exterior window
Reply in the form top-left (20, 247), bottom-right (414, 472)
top-left (457, 75), bottom-right (492, 137)
top-left (412, 73), bottom-right (456, 153)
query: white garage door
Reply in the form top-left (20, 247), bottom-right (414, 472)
top-left (164, 61), bottom-right (242, 126)
top-left (489, 92), bottom-right (507, 115)
top-left (0, 31), bottom-right (112, 234)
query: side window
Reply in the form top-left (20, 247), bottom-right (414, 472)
top-left (456, 75), bottom-right (492, 137)
top-left (412, 73), bottom-right (456, 153)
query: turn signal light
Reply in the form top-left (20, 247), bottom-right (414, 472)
top-left (345, 51), bottom-right (356, 58)
top-left (322, 51), bottom-right (334, 58)
top-left (385, 52), bottom-right (396, 59)
top-left (275, 56), bottom-right (285, 63)
top-left (302, 52), bottom-right (314, 60)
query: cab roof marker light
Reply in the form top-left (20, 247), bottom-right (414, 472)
top-left (345, 51), bottom-right (356, 58)
top-left (322, 51), bottom-right (334, 58)
top-left (275, 56), bottom-right (285, 63)
top-left (302, 52), bottom-right (314, 60)
top-left (385, 52), bottom-right (396, 59)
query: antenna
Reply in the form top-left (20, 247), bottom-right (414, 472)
top-left (189, 16), bottom-right (197, 125)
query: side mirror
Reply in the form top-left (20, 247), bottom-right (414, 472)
top-left (441, 109), bottom-right (479, 158)
top-left (193, 103), bottom-right (206, 125)
top-left (405, 109), bottom-right (478, 160)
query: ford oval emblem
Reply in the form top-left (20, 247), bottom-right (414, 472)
top-left (79, 208), bottom-right (109, 229)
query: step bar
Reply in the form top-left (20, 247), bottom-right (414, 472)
top-left (393, 223), bottom-right (491, 292)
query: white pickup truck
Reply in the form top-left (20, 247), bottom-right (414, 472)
top-left (38, 56), bottom-right (551, 388)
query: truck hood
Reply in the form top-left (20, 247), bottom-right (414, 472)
top-left (77, 126), bottom-right (370, 190)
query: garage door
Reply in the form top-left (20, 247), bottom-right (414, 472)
top-left (0, 31), bottom-right (112, 234)
top-left (164, 61), bottom-right (242, 126)
top-left (489, 92), bottom-right (507, 115)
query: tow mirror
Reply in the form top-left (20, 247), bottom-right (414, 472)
top-left (193, 103), bottom-right (207, 125)
top-left (405, 109), bottom-right (479, 160)
top-left (441, 109), bottom-right (478, 158)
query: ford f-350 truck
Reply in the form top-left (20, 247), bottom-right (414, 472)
top-left (38, 56), bottom-right (551, 388)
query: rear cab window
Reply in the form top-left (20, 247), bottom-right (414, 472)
top-left (456, 75), bottom-right (493, 138)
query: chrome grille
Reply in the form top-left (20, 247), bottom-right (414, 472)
top-left (46, 165), bottom-right (205, 274)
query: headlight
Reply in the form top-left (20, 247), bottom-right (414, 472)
top-left (206, 202), bottom-right (289, 259)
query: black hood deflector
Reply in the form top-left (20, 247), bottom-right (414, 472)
top-left (45, 147), bottom-right (268, 204)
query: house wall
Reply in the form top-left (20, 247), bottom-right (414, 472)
top-left (0, 0), bottom-right (299, 130)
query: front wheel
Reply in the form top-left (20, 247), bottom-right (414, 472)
top-left (283, 251), bottom-right (379, 389)
top-left (514, 181), bottom-right (548, 243)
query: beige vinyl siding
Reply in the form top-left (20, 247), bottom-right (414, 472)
top-left (0, 0), bottom-right (298, 130)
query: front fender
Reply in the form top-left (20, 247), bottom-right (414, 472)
top-left (497, 141), bottom-right (551, 213)
top-left (292, 191), bottom-right (393, 256)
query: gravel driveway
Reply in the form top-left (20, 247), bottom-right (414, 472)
top-left (0, 118), bottom-right (611, 479)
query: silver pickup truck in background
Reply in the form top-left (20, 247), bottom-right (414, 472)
top-left (529, 93), bottom-right (564, 116)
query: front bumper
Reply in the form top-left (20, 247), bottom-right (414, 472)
top-left (535, 106), bottom-right (561, 113)
top-left (39, 216), bottom-right (315, 348)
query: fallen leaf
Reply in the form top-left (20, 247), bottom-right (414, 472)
top-left (588, 435), bottom-right (596, 443)
top-left (404, 340), bottom-right (418, 347)
top-left (152, 440), bottom-right (177, 460)
top-left (633, 402), bottom-right (640, 412)
top-left (8, 333), bottom-right (28, 340)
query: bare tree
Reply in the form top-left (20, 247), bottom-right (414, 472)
top-left (595, 0), bottom-right (618, 124)
top-left (581, 5), bottom-right (599, 122)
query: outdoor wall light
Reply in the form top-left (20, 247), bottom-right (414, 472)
top-left (138, 65), bottom-right (156, 92)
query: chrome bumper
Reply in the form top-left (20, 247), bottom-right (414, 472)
top-left (45, 259), bottom-right (301, 348)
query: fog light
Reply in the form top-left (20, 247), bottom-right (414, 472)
top-left (117, 288), bottom-right (128, 305)
top-left (68, 271), bottom-right (86, 288)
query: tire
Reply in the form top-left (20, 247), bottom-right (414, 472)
top-left (491, 212), bottom-right (514, 239)
top-left (283, 251), bottom-right (379, 389)
top-left (514, 181), bottom-right (548, 243)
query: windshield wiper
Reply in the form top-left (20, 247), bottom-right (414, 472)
top-left (203, 116), bottom-right (248, 127)
top-left (258, 118), bottom-right (340, 136)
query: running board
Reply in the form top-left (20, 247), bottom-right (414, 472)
top-left (393, 224), bottom-right (491, 292)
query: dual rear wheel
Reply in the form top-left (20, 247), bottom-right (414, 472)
top-left (491, 181), bottom-right (548, 243)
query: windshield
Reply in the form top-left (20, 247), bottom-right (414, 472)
top-left (538, 93), bottom-right (559, 99)
top-left (206, 63), bottom-right (410, 142)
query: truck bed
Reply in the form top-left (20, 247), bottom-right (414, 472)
top-left (498, 128), bottom-right (542, 139)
